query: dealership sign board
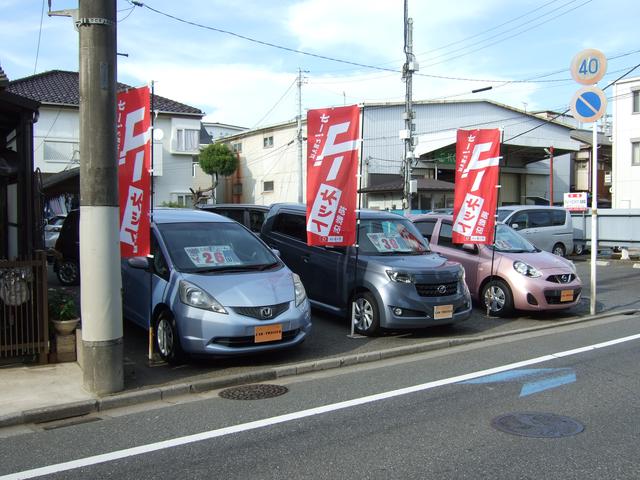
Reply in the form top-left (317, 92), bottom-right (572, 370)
top-left (306, 105), bottom-right (360, 247)
top-left (452, 129), bottom-right (501, 245)
top-left (564, 192), bottom-right (588, 212)
top-left (117, 86), bottom-right (151, 258)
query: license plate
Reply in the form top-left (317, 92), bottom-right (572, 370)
top-left (560, 290), bottom-right (574, 302)
top-left (254, 324), bottom-right (282, 343)
top-left (434, 304), bottom-right (453, 320)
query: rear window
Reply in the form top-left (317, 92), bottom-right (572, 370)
top-left (552, 209), bottom-right (567, 226)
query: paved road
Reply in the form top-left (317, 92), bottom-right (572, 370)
top-left (1, 312), bottom-right (639, 479)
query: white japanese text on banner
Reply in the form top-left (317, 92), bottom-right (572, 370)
top-left (306, 105), bottom-right (360, 246)
top-left (117, 86), bottom-right (151, 258)
top-left (452, 129), bottom-right (501, 245)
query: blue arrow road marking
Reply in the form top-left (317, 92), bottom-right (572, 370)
top-left (460, 368), bottom-right (576, 397)
top-left (576, 91), bottom-right (601, 117)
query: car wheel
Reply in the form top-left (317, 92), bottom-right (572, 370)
top-left (56, 259), bottom-right (80, 286)
top-left (482, 279), bottom-right (514, 317)
top-left (573, 243), bottom-right (585, 255)
top-left (353, 292), bottom-right (380, 336)
top-left (552, 243), bottom-right (566, 257)
top-left (155, 311), bottom-right (184, 365)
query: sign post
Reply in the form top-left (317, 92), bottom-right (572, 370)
top-left (570, 48), bottom-right (607, 316)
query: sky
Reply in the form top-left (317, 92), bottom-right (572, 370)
top-left (1, 0), bottom-right (639, 129)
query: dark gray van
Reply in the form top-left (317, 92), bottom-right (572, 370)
top-left (197, 204), bottom-right (269, 233)
top-left (261, 203), bottom-right (472, 336)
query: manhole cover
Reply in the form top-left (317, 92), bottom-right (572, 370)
top-left (491, 412), bottom-right (584, 438)
top-left (219, 384), bottom-right (288, 400)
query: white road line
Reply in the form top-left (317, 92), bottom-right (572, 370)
top-left (4, 332), bottom-right (640, 480)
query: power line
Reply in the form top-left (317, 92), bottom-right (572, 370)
top-left (33, 0), bottom-right (46, 74)
top-left (251, 77), bottom-right (297, 130)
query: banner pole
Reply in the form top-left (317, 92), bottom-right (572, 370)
top-left (148, 80), bottom-right (156, 362)
top-left (349, 104), bottom-right (365, 338)
top-left (487, 128), bottom-right (504, 316)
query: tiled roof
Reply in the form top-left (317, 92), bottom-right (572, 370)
top-left (0, 65), bottom-right (8, 88)
top-left (7, 70), bottom-right (203, 116)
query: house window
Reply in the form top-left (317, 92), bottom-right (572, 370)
top-left (175, 128), bottom-right (199, 152)
top-left (633, 90), bottom-right (640, 114)
top-left (192, 161), bottom-right (199, 177)
top-left (231, 142), bottom-right (242, 153)
top-left (175, 193), bottom-right (193, 206)
top-left (263, 136), bottom-right (274, 148)
top-left (263, 180), bottom-right (274, 192)
top-left (632, 141), bottom-right (640, 166)
top-left (43, 140), bottom-right (79, 164)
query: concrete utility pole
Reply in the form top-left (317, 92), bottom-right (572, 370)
top-left (296, 68), bottom-right (307, 204)
top-left (401, 0), bottom-right (418, 212)
top-left (78, 0), bottom-right (123, 394)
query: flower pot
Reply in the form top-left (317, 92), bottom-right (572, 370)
top-left (51, 318), bottom-right (80, 336)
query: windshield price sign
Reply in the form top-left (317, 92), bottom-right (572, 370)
top-left (570, 49), bottom-right (607, 85)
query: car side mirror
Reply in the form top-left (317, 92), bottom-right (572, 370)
top-left (127, 256), bottom-right (149, 270)
top-left (271, 248), bottom-right (281, 258)
top-left (511, 222), bottom-right (520, 230)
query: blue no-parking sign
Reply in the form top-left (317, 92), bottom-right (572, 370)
top-left (570, 86), bottom-right (607, 123)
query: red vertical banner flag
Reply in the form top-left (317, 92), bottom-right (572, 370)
top-left (452, 129), bottom-right (501, 245)
top-left (306, 105), bottom-right (360, 246)
top-left (117, 86), bottom-right (151, 258)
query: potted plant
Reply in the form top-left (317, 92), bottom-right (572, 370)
top-left (48, 289), bottom-right (80, 335)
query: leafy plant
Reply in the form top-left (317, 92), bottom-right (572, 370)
top-left (48, 290), bottom-right (78, 321)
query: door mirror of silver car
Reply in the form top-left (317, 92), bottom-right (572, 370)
top-left (128, 256), bottom-right (149, 270)
top-left (271, 248), bottom-right (281, 258)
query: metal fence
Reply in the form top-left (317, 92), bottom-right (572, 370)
top-left (0, 252), bottom-right (49, 363)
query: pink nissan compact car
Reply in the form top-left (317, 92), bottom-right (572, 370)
top-left (410, 214), bottom-right (582, 317)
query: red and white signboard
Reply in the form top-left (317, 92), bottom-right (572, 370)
top-left (452, 129), bottom-right (501, 244)
top-left (306, 105), bottom-right (360, 246)
top-left (117, 86), bottom-right (151, 258)
top-left (564, 192), bottom-right (588, 211)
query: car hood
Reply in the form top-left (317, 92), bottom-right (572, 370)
top-left (362, 252), bottom-right (459, 272)
top-left (496, 250), bottom-right (574, 271)
top-left (180, 268), bottom-right (294, 307)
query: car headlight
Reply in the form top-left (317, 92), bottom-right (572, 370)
top-left (179, 280), bottom-right (227, 314)
top-left (293, 273), bottom-right (307, 306)
top-left (458, 265), bottom-right (466, 281)
top-left (386, 271), bottom-right (414, 284)
top-left (568, 260), bottom-right (577, 273)
top-left (513, 260), bottom-right (542, 278)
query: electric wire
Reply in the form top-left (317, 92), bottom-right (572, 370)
top-left (33, 0), bottom-right (45, 74)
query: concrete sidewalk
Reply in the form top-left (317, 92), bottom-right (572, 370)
top-left (1, 308), bottom-right (636, 429)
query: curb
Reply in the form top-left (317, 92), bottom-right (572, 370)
top-left (1, 308), bottom-right (637, 429)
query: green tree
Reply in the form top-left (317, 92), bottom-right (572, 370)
top-left (195, 142), bottom-right (238, 204)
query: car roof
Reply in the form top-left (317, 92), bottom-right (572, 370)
top-left (272, 203), bottom-right (406, 220)
top-left (497, 204), bottom-right (566, 211)
top-left (198, 203), bottom-right (269, 210)
top-left (152, 208), bottom-right (233, 224)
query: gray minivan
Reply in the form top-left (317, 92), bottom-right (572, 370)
top-left (496, 205), bottom-right (573, 257)
top-left (261, 203), bottom-right (472, 336)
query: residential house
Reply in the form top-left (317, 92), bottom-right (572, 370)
top-left (612, 76), bottom-right (640, 208)
top-left (193, 121), bottom-right (247, 204)
top-left (220, 100), bottom-right (581, 209)
top-left (7, 70), bottom-right (205, 208)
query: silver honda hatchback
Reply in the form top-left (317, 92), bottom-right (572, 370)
top-left (121, 208), bottom-right (311, 363)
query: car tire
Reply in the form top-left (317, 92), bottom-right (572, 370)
top-left (573, 243), bottom-right (585, 255)
top-left (481, 279), bottom-right (514, 317)
top-left (56, 259), bottom-right (80, 286)
top-left (155, 311), bottom-right (184, 365)
top-left (352, 292), bottom-right (380, 336)
top-left (552, 243), bottom-right (566, 257)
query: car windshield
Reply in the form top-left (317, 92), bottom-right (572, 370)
top-left (157, 221), bottom-right (279, 273)
top-left (490, 224), bottom-right (538, 253)
top-left (495, 209), bottom-right (512, 222)
top-left (358, 217), bottom-right (429, 255)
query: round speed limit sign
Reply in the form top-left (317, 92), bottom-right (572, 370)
top-left (570, 49), bottom-right (607, 85)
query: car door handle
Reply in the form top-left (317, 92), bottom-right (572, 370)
top-left (302, 255), bottom-right (310, 263)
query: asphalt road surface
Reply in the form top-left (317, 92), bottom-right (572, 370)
top-left (1, 311), bottom-right (639, 479)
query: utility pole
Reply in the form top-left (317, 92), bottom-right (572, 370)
top-left (296, 68), bottom-right (306, 204)
top-left (78, 0), bottom-right (123, 394)
top-left (401, 0), bottom-right (418, 212)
